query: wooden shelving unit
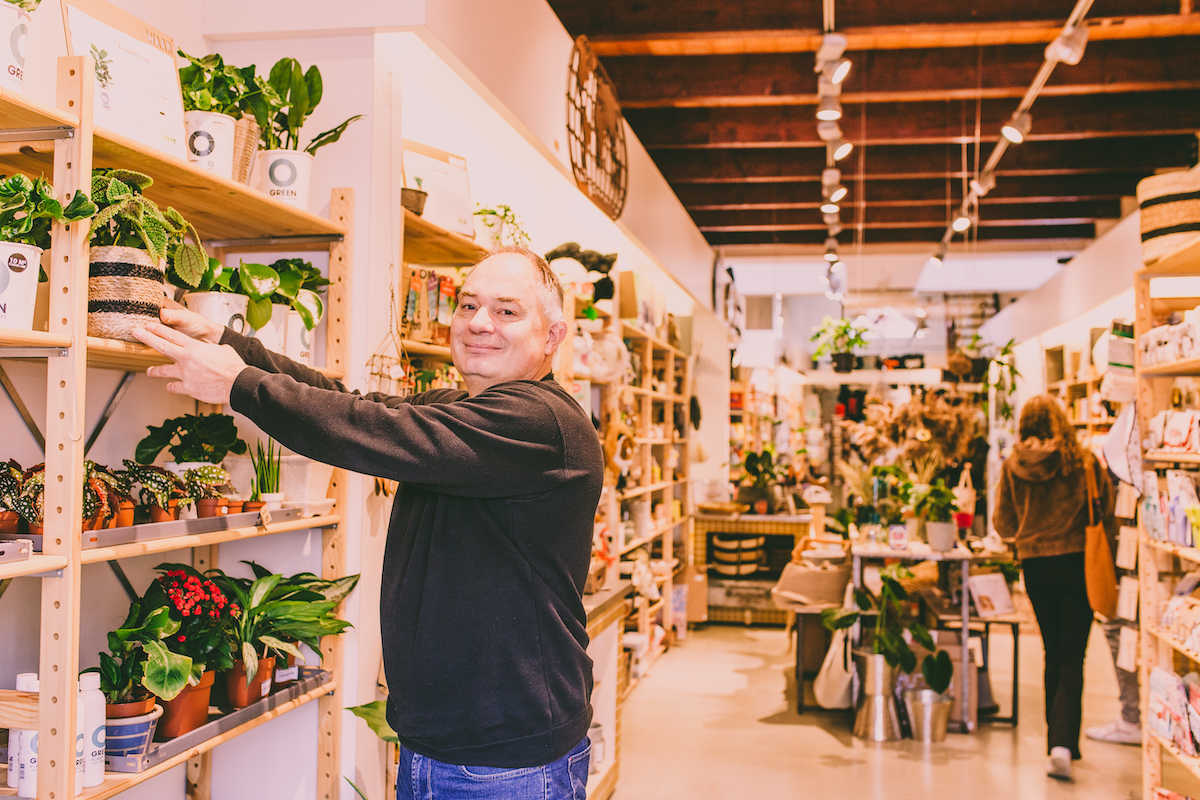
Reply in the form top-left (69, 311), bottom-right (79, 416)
top-left (1138, 235), bottom-right (1200, 800)
top-left (401, 208), bottom-right (487, 266)
top-left (0, 61), bottom-right (351, 800)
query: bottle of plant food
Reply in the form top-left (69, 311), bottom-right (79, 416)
top-left (16, 679), bottom-right (38, 798)
top-left (74, 678), bottom-right (86, 796)
top-left (79, 673), bottom-right (106, 787)
top-left (6, 673), bottom-right (35, 789)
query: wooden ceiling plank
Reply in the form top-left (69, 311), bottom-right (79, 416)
top-left (701, 223), bottom-right (1098, 246)
top-left (689, 200), bottom-right (1123, 229)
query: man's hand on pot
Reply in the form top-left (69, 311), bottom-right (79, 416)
top-left (133, 322), bottom-right (246, 405)
top-left (159, 299), bottom-right (225, 344)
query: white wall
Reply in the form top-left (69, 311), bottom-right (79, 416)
top-left (688, 305), bottom-right (731, 498)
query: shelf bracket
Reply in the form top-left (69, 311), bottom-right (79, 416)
top-left (0, 578), bottom-right (10, 605)
top-left (0, 364), bottom-right (45, 453)
top-left (84, 371), bottom-right (136, 456)
top-left (204, 234), bottom-right (344, 250)
top-left (0, 347), bottom-right (69, 359)
top-left (0, 126), bottom-right (74, 143)
top-left (107, 561), bottom-right (138, 602)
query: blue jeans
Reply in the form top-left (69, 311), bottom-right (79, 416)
top-left (397, 738), bottom-right (591, 800)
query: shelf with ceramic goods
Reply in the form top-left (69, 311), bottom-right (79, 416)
top-left (1144, 536), bottom-right (1200, 564)
top-left (1142, 356), bottom-right (1200, 378)
top-left (1147, 626), bottom-right (1200, 666)
top-left (618, 478), bottom-right (690, 502)
top-left (619, 519), bottom-right (688, 556)
top-left (620, 321), bottom-right (684, 357)
top-left (1137, 237), bottom-right (1200, 279)
top-left (1144, 450), bottom-right (1200, 466)
top-left (1149, 732), bottom-right (1200, 784)
top-left (0, 554), bottom-right (69, 580)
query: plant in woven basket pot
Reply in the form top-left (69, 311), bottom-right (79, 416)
top-left (183, 464), bottom-right (235, 518)
top-left (87, 169), bottom-right (207, 341)
top-left (253, 57), bottom-right (362, 209)
top-left (123, 460), bottom-right (194, 523)
top-left (177, 49), bottom-right (277, 181)
top-left (811, 315), bottom-right (869, 373)
top-left (0, 459), bottom-right (23, 534)
top-left (0, 173), bottom-right (96, 330)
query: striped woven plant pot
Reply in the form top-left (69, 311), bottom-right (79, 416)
top-left (1137, 164), bottom-right (1200, 266)
top-left (88, 245), bottom-right (166, 341)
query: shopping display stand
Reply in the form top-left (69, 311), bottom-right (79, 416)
top-left (1136, 235), bottom-right (1200, 799)
top-left (0, 58), bottom-right (351, 800)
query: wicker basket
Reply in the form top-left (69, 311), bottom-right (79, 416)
top-left (232, 116), bottom-right (260, 185)
top-left (88, 245), bottom-right (166, 341)
top-left (1137, 164), bottom-right (1200, 265)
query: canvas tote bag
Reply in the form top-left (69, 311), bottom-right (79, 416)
top-left (813, 582), bottom-right (854, 709)
top-left (1084, 456), bottom-right (1119, 618)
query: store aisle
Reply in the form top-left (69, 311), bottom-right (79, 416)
top-left (616, 624), bottom-right (1161, 800)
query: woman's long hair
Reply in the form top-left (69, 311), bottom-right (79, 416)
top-left (1018, 394), bottom-right (1086, 475)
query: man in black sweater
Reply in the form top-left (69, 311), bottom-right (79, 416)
top-left (134, 248), bottom-right (604, 799)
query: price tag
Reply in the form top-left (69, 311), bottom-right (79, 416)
top-left (275, 666), bottom-right (299, 683)
top-left (259, 507), bottom-right (274, 526)
top-left (261, 678), bottom-right (272, 698)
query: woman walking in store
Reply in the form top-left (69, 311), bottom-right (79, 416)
top-left (994, 394), bottom-right (1116, 781)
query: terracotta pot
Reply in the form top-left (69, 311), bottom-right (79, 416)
top-left (156, 670), bottom-right (215, 740)
top-left (0, 510), bottom-right (18, 534)
top-left (224, 656), bottom-right (275, 709)
top-left (27, 523), bottom-right (43, 536)
top-left (243, 501), bottom-right (265, 516)
top-left (196, 498), bottom-right (222, 518)
top-left (105, 696), bottom-right (156, 719)
top-left (218, 497), bottom-right (229, 515)
top-left (225, 499), bottom-right (244, 515)
top-left (115, 501), bottom-right (135, 528)
top-left (149, 499), bottom-right (179, 523)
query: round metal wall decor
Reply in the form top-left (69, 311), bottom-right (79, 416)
top-left (567, 35), bottom-right (628, 220)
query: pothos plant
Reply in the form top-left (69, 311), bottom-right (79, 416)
top-left (231, 257), bottom-right (329, 331)
top-left (259, 57), bottom-right (362, 155)
top-left (474, 204), bottom-right (531, 247)
top-left (0, 173), bottom-right (97, 279)
top-left (89, 169), bottom-right (208, 288)
top-left (177, 49), bottom-right (277, 122)
top-left (810, 315), bottom-right (869, 358)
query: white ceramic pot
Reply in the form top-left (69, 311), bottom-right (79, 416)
top-left (279, 455), bottom-right (334, 504)
top-left (926, 520), bottom-right (958, 552)
top-left (0, 241), bottom-right (42, 330)
top-left (184, 111), bottom-right (238, 179)
top-left (249, 303), bottom-right (289, 353)
top-left (253, 149), bottom-right (312, 209)
top-left (182, 291), bottom-right (249, 335)
top-left (0, 4), bottom-right (29, 93)
top-left (259, 491), bottom-right (285, 511)
top-left (284, 309), bottom-right (312, 365)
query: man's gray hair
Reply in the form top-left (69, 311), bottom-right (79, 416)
top-left (473, 245), bottom-right (565, 327)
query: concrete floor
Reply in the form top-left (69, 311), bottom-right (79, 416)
top-left (615, 623), bottom-right (1191, 800)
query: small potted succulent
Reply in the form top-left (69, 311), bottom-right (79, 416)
top-left (253, 57), bottom-right (362, 209)
top-left (143, 564), bottom-right (240, 738)
top-left (183, 464), bottom-right (235, 518)
top-left (0, 459), bottom-right (22, 534)
top-left (177, 49), bottom-right (276, 181)
top-left (811, 315), bottom-right (869, 373)
top-left (136, 412), bottom-right (248, 473)
top-left (913, 480), bottom-right (959, 551)
top-left (249, 438), bottom-right (283, 511)
top-left (0, 173), bottom-right (96, 330)
top-left (88, 169), bottom-right (207, 341)
top-left (123, 460), bottom-right (193, 522)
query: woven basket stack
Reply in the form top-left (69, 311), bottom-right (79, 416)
top-left (1137, 164), bottom-right (1200, 266)
top-left (87, 245), bottom-right (166, 341)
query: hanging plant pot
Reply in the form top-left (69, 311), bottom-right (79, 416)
top-left (224, 656), bottom-right (275, 709)
top-left (831, 353), bottom-right (856, 373)
top-left (400, 188), bottom-right (427, 216)
top-left (105, 704), bottom-right (163, 758)
top-left (184, 111), bottom-right (238, 179)
top-left (253, 149), bottom-right (312, 209)
top-left (87, 246), bottom-right (166, 342)
top-left (182, 291), bottom-right (249, 336)
top-left (0, 241), bottom-right (41, 330)
top-left (156, 670), bottom-right (214, 741)
top-left (0, 3), bottom-right (29, 93)
top-left (105, 697), bottom-right (156, 719)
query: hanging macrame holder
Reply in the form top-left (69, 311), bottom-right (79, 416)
top-left (367, 266), bottom-right (409, 397)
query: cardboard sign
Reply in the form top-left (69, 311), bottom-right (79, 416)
top-left (401, 140), bottom-right (474, 238)
top-left (60, 0), bottom-right (186, 159)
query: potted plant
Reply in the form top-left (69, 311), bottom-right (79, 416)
top-left (253, 57), bottom-right (362, 209)
top-left (401, 176), bottom-right (427, 216)
top-left (0, 173), bottom-right (96, 329)
top-left (905, 649), bottom-right (954, 742)
top-left (176, 257), bottom-right (252, 336)
top-left (183, 465), bottom-right (234, 518)
top-left (88, 169), bottom-right (207, 341)
top-left (0, 459), bottom-right (22, 534)
top-left (986, 339), bottom-right (1020, 426)
top-left (143, 564), bottom-right (240, 738)
top-left (913, 480), bottom-right (959, 551)
top-left (123, 460), bottom-right (193, 522)
top-left (177, 49), bottom-right (277, 181)
top-left (136, 412), bottom-right (248, 471)
top-left (811, 315), bottom-right (869, 373)
top-left (92, 462), bottom-right (135, 527)
top-left (474, 204), bottom-right (531, 248)
top-left (735, 449), bottom-right (778, 514)
top-left (250, 438), bottom-right (283, 510)
top-left (10, 462), bottom-right (44, 535)
top-left (81, 460), bottom-right (119, 533)
top-left (235, 257), bottom-right (329, 358)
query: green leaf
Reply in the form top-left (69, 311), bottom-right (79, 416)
top-left (241, 641), bottom-right (259, 685)
top-left (247, 297), bottom-right (275, 331)
top-left (820, 607), bottom-right (859, 631)
top-left (172, 243), bottom-right (207, 287)
top-left (291, 288), bottom-right (324, 330)
top-left (922, 650), bottom-right (954, 695)
top-left (303, 115), bottom-right (363, 156)
top-left (908, 621), bottom-right (936, 653)
top-left (259, 635), bottom-right (303, 661)
top-left (347, 701), bottom-right (399, 744)
top-left (140, 640), bottom-right (193, 701)
top-left (248, 574), bottom-right (283, 611)
top-left (238, 260), bottom-right (281, 302)
top-left (345, 778), bottom-right (370, 800)
top-left (273, 265), bottom-right (303, 300)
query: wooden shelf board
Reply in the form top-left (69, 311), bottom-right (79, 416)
top-left (0, 88), bottom-right (78, 131)
top-left (1149, 626), bottom-right (1200, 664)
top-left (1146, 537), bottom-right (1200, 563)
top-left (79, 514), bottom-right (340, 564)
top-left (620, 321), bottom-right (684, 357)
top-left (1144, 450), bottom-right (1200, 465)
top-left (585, 757), bottom-right (618, 800)
top-left (402, 339), bottom-right (453, 359)
top-left (619, 519), bottom-right (688, 555)
top-left (402, 208), bottom-right (487, 266)
top-left (619, 481), bottom-right (678, 501)
top-left (83, 337), bottom-right (343, 379)
top-left (1150, 731), bottom-right (1200, 784)
top-left (0, 327), bottom-right (72, 349)
top-left (1139, 237), bottom-right (1200, 278)
top-left (1142, 357), bottom-right (1200, 378)
top-left (0, 554), bottom-right (68, 580)
top-left (77, 680), bottom-right (336, 800)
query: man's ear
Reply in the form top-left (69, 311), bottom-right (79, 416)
top-left (545, 320), bottom-right (569, 354)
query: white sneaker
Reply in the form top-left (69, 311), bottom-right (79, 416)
top-left (1085, 720), bottom-right (1142, 745)
top-left (1047, 746), bottom-right (1073, 780)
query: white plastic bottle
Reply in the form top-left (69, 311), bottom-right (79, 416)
top-left (16, 679), bottom-right (38, 799)
top-left (78, 673), bottom-right (106, 787)
top-left (74, 679), bottom-right (85, 796)
top-left (7, 672), bottom-right (36, 789)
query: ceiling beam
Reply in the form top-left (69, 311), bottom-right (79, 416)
top-left (625, 90), bottom-right (1200, 148)
top-left (605, 38), bottom-right (1200, 108)
top-left (690, 200), bottom-right (1123, 230)
top-left (651, 135), bottom-right (1197, 182)
top-left (703, 224), bottom-right (1098, 246)
top-left (579, 16), bottom-right (1200, 57)
top-left (674, 174), bottom-right (1145, 209)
